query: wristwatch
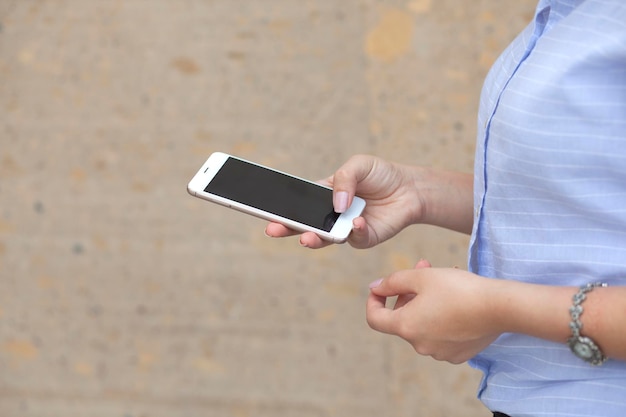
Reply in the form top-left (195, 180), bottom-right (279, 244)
top-left (568, 282), bottom-right (608, 366)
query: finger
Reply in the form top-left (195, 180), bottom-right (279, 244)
top-left (265, 222), bottom-right (299, 238)
top-left (414, 259), bottom-right (432, 269)
top-left (265, 224), bottom-right (333, 249)
top-left (298, 232), bottom-right (333, 249)
top-left (346, 216), bottom-right (373, 249)
top-left (365, 293), bottom-right (398, 335)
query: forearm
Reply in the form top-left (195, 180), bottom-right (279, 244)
top-left (412, 167), bottom-right (474, 234)
top-left (487, 279), bottom-right (626, 362)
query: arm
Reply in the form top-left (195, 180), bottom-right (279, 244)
top-left (266, 154), bottom-right (475, 248)
top-left (408, 166), bottom-right (474, 235)
top-left (491, 278), bottom-right (626, 362)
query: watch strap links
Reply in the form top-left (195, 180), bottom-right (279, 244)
top-left (568, 282), bottom-right (608, 366)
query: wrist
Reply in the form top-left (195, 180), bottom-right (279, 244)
top-left (488, 280), bottom-right (573, 342)
top-left (412, 167), bottom-right (474, 234)
top-left (474, 279), bottom-right (626, 362)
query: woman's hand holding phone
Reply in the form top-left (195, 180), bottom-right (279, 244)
top-left (265, 155), bottom-right (426, 249)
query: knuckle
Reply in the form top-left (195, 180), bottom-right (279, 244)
top-left (365, 314), bottom-right (376, 330)
top-left (333, 166), bottom-right (353, 182)
top-left (395, 320), bottom-right (413, 340)
top-left (413, 342), bottom-right (441, 359)
top-left (413, 344), bottom-right (432, 357)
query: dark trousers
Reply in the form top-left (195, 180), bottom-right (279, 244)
top-left (493, 413), bottom-right (510, 417)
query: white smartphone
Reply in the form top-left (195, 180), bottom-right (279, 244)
top-left (187, 152), bottom-right (366, 243)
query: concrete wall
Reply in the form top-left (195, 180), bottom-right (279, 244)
top-left (0, 1), bottom-right (535, 416)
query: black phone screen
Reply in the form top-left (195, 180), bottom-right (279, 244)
top-left (204, 157), bottom-right (340, 232)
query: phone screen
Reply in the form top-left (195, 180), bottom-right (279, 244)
top-left (204, 157), bottom-right (340, 232)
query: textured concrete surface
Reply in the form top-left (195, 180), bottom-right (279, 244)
top-left (0, 1), bottom-right (536, 416)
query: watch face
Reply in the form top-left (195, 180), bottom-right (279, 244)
top-left (573, 340), bottom-right (593, 359)
top-left (569, 336), bottom-right (607, 365)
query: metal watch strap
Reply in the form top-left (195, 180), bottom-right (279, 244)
top-left (568, 282), bottom-right (608, 366)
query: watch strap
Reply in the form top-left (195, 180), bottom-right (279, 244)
top-left (568, 282), bottom-right (608, 366)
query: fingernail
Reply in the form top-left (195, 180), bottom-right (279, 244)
top-left (369, 278), bottom-right (383, 289)
top-left (299, 238), bottom-right (308, 248)
top-left (334, 191), bottom-right (348, 213)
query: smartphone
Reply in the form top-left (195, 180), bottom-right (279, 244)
top-left (187, 152), bottom-right (366, 243)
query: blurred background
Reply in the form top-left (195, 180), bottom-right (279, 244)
top-left (0, 1), bottom-right (535, 416)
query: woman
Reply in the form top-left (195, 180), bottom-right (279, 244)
top-left (267, 1), bottom-right (626, 415)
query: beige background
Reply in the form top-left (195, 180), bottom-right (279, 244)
top-left (0, 1), bottom-right (536, 416)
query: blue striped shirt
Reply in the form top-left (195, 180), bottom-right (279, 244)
top-left (467, 0), bottom-right (626, 415)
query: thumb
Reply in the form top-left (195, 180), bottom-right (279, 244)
top-left (366, 271), bottom-right (418, 336)
top-left (330, 155), bottom-right (375, 212)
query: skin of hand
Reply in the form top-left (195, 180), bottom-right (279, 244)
top-left (265, 155), bottom-right (474, 249)
top-left (367, 261), bottom-right (500, 364)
